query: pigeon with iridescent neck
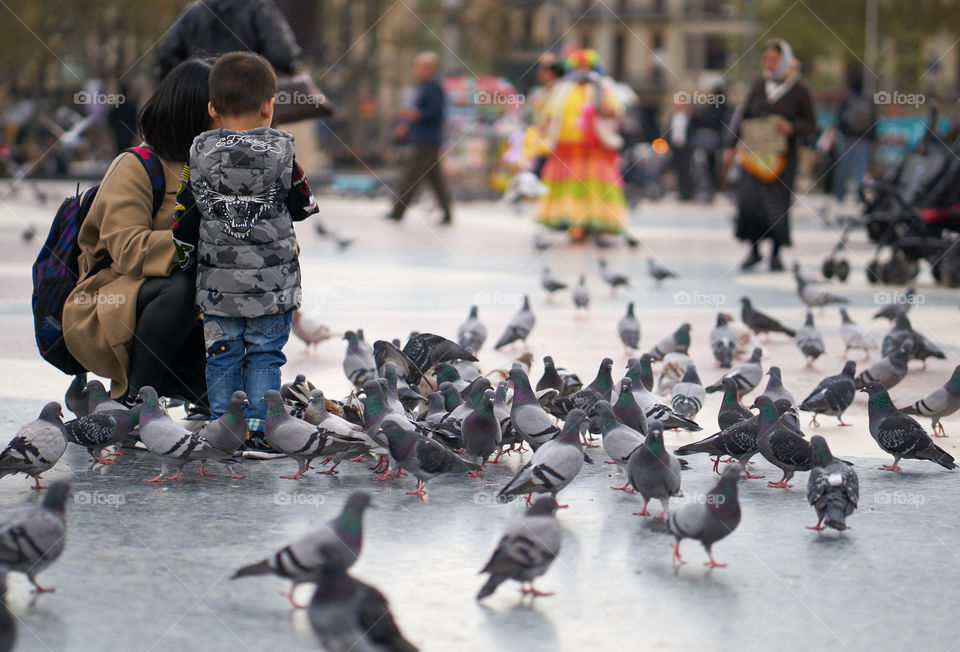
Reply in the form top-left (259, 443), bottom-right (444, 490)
top-left (462, 389), bottom-right (501, 473)
top-left (753, 395), bottom-right (811, 489)
top-left (549, 358), bottom-right (613, 419)
top-left (86, 380), bottom-right (127, 414)
top-left (627, 420), bottom-right (682, 517)
top-left (668, 464), bottom-right (741, 568)
top-left (799, 361), bottom-right (857, 426)
top-left (648, 323), bottom-right (691, 361)
top-left (758, 366), bottom-right (794, 406)
top-left (717, 378), bottom-right (752, 430)
top-left (499, 409), bottom-right (588, 505)
top-left (64, 372), bottom-right (89, 417)
top-left (900, 365), bottom-right (960, 438)
top-left (613, 378), bottom-right (648, 435)
top-left (508, 365), bottom-right (559, 450)
top-left (380, 421), bottom-right (479, 497)
top-left (304, 390), bottom-right (374, 474)
top-left (196, 391), bottom-right (248, 478)
top-left (882, 313), bottom-right (945, 368)
top-left (806, 436), bottom-right (858, 531)
top-left (861, 381), bottom-right (956, 471)
top-left (233, 492), bottom-right (373, 608)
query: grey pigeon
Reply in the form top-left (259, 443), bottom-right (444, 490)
top-left (900, 365), bottom-right (960, 437)
top-left (613, 378), bottom-right (648, 435)
top-left (509, 365), bottom-right (559, 450)
top-left (382, 362), bottom-right (423, 415)
top-left (343, 331), bottom-right (376, 388)
top-left (671, 364), bottom-right (705, 420)
top-left (617, 302), bottom-right (641, 351)
top-left (291, 310), bottom-right (334, 348)
top-left (706, 347), bottom-right (763, 395)
top-left (305, 390), bottom-right (378, 470)
top-left (86, 380), bottom-right (127, 413)
top-left (648, 323), bottom-right (691, 361)
top-left (401, 332), bottom-right (478, 381)
top-left (380, 421), bottom-right (479, 497)
top-left (855, 341), bottom-right (911, 389)
top-left (625, 358), bottom-right (701, 431)
top-left (64, 404), bottom-right (141, 465)
top-left (477, 497), bottom-right (561, 600)
top-left (308, 562), bottom-right (417, 652)
top-left (806, 436), bottom-right (858, 531)
top-left (233, 492), bottom-right (373, 608)
top-left (499, 409), bottom-right (588, 505)
top-left (861, 381), bottom-right (956, 471)
top-left (137, 387), bottom-right (234, 482)
top-left (675, 399), bottom-right (794, 478)
top-left (799, 361), bottom-right (857, 426)
top-left (753, 395), bottom-right (811, 488)
top-left (839, 308), bottom-right (878, 358)
top-left (64, 372), bottom-right (89, 417)
top-left (873, 287), bottom-right (915, 321)
top-left (709, 313), bottom-right (736, 368)
top-left (356, 329), bottom-right (374, 358)
top-left (494, 295), bottom-right (536, 349)
top-left (421, 392), bottom-right (448, 429)
top-left (596, 400), bottom-right (645, 491)
top-left (795, 311), bottom-right (825, 366)
top-left (627, 420), bottom-right (681, 517)
top-left (598, 258), bottom-right (630, 292)
top-left (793, 264), bottom-right (848, 307)
top-left (758, 366), bottom-right (795, 406)
top-left (572, 274), bottom-right (590, 310)
top-left (740, 297), bottom-right (795, 337)
top-left (647, 257), bottom-right (677, 283)
top-left (668, 464), bottom-right (741, 567)
top-left (541, 266), bottom-right (567, 296)
top-left (0, 402), bottom-right (67, 490)
top-left (549, 358), bottom-right (614, 420)
top-left (882, 313), bottom-right (945, 367)
top-left (197, 391), bottom-right (249, 478)
top-left (457, 305), bottom-right (487, 354)
top-left (434, 362), bottom-right (469, 396)
top-left (536, 356), bottom-right (563, 393)
top-left (462, 389), bottom-right (501, 471)
top-left (0, 481), bottom-right (69, 592)
top-left (717, 378), bottom-right (753, 430)
top-left (264, 390), bottom-right (362, 480)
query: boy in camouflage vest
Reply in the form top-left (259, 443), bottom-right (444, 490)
top-left (173, 51), bottom-right (317, 441)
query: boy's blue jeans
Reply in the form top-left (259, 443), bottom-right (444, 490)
top-left (203, 311), bottom-right (292, 433)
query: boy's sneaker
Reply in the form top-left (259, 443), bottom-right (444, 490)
top-left (243, 432), bottom-right (284, 459)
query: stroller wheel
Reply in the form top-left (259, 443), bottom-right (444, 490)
top-left (822, 259), bottom-right (835, 279)
top-left (835, 259), bottom-right (850, 282)
top-left (866, 260), bottom-right (882, 284)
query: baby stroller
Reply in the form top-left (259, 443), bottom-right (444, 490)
top-left (821, 138), bottom-right (960, 286)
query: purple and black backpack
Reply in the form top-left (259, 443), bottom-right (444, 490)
top-left (31, 146), bottom-right (166, 374)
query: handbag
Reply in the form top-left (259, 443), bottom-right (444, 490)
top-left (273, 72), bottom-right (334, 124)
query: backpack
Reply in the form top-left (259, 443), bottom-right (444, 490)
top-left (844, 95), bottom-right (873, 136)
top-left (31, 146), bottom-right (166, 375)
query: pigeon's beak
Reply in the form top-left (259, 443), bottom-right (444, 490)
top-left (243, 400), bottom-right (251, 408)
top-left (748, 402), bottom-right (758, 409)
top-left (857, 387), bottom-right (867, 394)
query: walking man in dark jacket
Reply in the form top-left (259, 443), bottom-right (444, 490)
top-left (386, 52), bottom-right (453, 225)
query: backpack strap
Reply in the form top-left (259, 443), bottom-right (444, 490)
top-left (85, 146), bottom-right (167, 280)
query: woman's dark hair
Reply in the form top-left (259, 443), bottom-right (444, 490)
top-left (138, 58), bottom-right (212, 161)
top-left (763, 40), bottom-right (783, 55)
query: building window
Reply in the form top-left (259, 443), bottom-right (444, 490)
top-left (705, 35), bottom-right (726, 70)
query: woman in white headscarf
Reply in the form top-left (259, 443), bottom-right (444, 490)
top-left (727, 39), bottom-right (814, 271)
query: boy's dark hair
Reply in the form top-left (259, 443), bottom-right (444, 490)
top-left (139, 58), bottom-right (212, 161)
top-left (209, 51), bottom-right (278, 116)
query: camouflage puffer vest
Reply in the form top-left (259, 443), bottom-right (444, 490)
top-left (189, 127), bottom-right (301, 318)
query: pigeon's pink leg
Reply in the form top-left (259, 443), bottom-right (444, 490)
top-left (30, 475), bottom-right (47, 490)
top-left (633, 501), bottom-right (651, 516)
top-left (879, 462), bottom-right (902, 472)
top-left (711, 457), bottom-right (721, 474)
top-left (286, 587), bottom-right (305, 609)
top-left (767, 476), bottom-right (792, 489)
top-left (90, 456), bottom-right (116, 465)
top-left (167, 470), bottom-right (183, 481)
top-left (406, 479), bottom-right (427, 498)
top-left (467, 469), bottom-right (483, 478)
top-left (933, 422), bottom-right (947, 438)
top-left (671, 542), bottom-right (686, 565)
top-left (520, 582), bottom-right (553, 597)
top-left (743, 470), bottom-right (765, 479)
top-left (610, 480), bottom-right (634, 492)
top-left (348, 453), bottom-right (367, 463)
top-left (316, 463), bottom-right (340, 476)
top-left (29, 577), bottom-right (55, 593)
top-left (524, 493), bottom-right (533, 506)
top-left (806, 518), bottom-right (825, 531)
top-left (143, 473), bottom-right (167, 483)
top-left (704, 556), bottom-right (727, 568)
top-left (227, 472), bottom-right (245, 479)
top-left (198, 464), bottom-right (216, 477)
top-left (370, 455), bottom-right (387, 472)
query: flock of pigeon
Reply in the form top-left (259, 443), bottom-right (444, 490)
top-left (0, 262), bottom-right (955, 649)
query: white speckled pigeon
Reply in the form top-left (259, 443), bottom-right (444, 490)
top-left (64, 404), bottom-right (140, 465)
top-left (806, 436), bottom-right (858, 531)
top-left (0, 403), bottom-right (67, 490)
top-left (799, 361), bottom-right (857, 426)
top-left (477, 497), bottom-right (561, 600)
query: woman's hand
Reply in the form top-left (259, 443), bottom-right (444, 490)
top-left (722, 148), bottom-right (737, 166)
top-left (776, 119), bottom-right (794, 135)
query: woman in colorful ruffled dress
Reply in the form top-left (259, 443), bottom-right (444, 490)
top-left (535, 49), bottom-right (632, 246)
